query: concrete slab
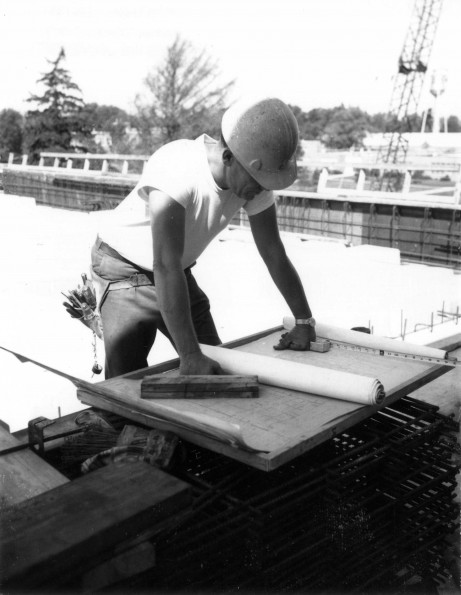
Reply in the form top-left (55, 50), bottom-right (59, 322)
top-left (0, 195), bottom-right (460, 431)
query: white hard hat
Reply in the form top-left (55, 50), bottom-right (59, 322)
top-left (221, 97), bottom-right (299, 190)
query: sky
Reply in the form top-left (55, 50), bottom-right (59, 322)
top-left (1, 0), bottom-right (460, 119)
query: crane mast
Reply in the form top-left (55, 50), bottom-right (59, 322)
top-left (377, 0), bottom-right (444, 191)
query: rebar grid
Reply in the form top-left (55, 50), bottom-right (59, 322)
top-left (126, 396), bottom-right (459, 593)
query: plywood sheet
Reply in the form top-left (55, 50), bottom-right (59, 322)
top-left (77, 330), bottom-right (454, 471)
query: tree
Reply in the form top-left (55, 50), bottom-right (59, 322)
top-left (290, 105), bottom-right (434, 150)
top-left (321, 106), bottom-right (369, 149)
top-left (136, 36), bottom-right (234, 151)
top-left (82, 103), bottom-right (140, 153)
top-left (23, 47), bottom-right (92, 161)
top-left (299, 107), bottom-right (332, 141)
top-left (0, 109), bottom-right (23, 160)
top-left (447, 115), bottom-right (461, 133)
top-left (368, 112), bottom-right (389, 133)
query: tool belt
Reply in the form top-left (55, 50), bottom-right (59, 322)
top-left (95, 237), bottom-right (155, 290)
top-left (106, 274), bottom-right (153, 291)
top-left (94, 237), bottom-right (196, 295)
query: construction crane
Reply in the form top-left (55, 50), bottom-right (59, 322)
top-left (376, 0), bottom-right (444, 191)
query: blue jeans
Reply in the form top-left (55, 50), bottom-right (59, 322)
top-left (90, 240), bottom-right (221, 378)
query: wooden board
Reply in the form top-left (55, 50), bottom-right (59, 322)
top-left (141, 374), bottom-right (259, 399)
top-left (0, 426), bottom-right (68, 508)
top-left (77, 329), bottom-right (454, 471)
top-left (0, 461), bottom-right (191, 590)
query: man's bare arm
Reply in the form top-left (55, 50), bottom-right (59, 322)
top-left (249, 204), bottom-right (316, 349)
top-left (149, 190), bottom-right (222, 374)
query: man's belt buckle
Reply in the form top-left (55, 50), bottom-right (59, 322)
top-left (129, 274), bottom-right (142, 287)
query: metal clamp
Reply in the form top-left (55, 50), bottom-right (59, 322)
top-left (28, 416), bottom-right (55, 455)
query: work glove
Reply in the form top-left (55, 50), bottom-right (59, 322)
top-left (274, 324), bottom-right (316, 351)
top-left (62, 274), bottom-right (104, 340)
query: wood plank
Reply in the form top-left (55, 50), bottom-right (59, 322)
top-left (141, 374), bottom-right (259, 399)
top-left (0, 461), bottom-right (191, 589)
top-left (0, 426), bottom-right (68, 509)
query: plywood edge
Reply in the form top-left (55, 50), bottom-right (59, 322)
top-left (263, 363), bottom-right (453, 470)
top-left (265, 405), bottom-right (383, 470)
top-left (388, 362), bottom-right (454, 402)
top-left (77, 388), bottom-right (271, 471)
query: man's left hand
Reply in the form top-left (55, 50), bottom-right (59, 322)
top-left (274, 325), bottom-right (316, 351)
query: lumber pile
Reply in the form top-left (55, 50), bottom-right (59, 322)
top-left (0, 461), bottom-right (191, 591)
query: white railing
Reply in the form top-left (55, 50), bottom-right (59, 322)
top-left (313, 162), bottom-right (461, 205)
top-left (4, 151), bottom-right (461, 204)
top-left (7, 152), bottom-right (150, 175)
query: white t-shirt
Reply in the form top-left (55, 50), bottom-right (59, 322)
top-left (98, 134), bottom-right (274, 270)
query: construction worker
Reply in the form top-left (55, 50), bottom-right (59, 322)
top-left (90, 97), bottom-right (316, 378)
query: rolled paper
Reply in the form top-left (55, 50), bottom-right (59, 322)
top-left (283, 317), bottom-right (448, 361)
top-left (200, 344), bottom-right (385, 405)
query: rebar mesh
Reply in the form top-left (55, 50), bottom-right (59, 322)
top-left (129, 396), bottom-right (458, 594)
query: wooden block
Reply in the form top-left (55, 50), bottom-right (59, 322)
top-left (310, 339), bottom-right (331, 353)
top-left (0, 461), bottom-right (191, 589)
top-left (140, 374), bottom-right (259, 399)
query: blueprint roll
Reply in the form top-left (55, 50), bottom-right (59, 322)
top-left (200, 344), bottom-right (385, 406)
top-left (283, 317), bottom-right (449, 361)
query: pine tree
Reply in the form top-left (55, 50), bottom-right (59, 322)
top-left (23, 48), bottom-right (92, 161)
